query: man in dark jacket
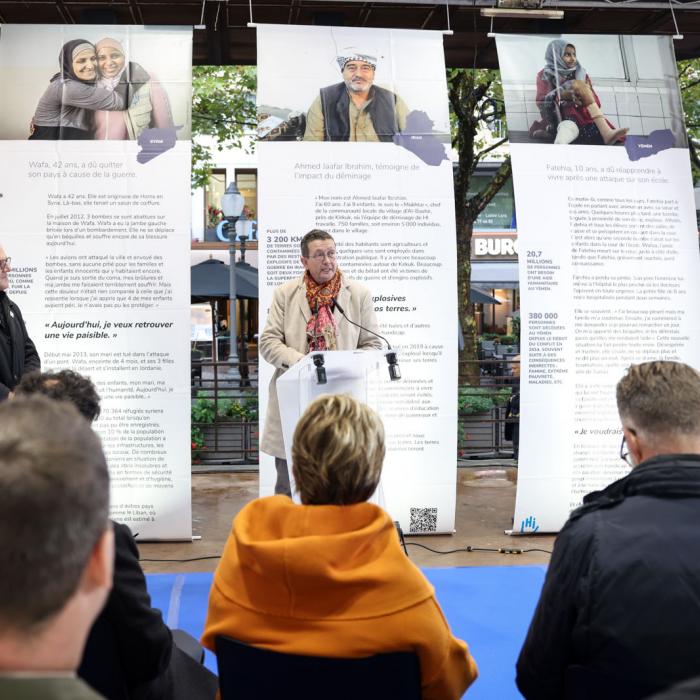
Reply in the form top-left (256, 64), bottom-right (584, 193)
top-left (0, 246), bottom-right (40, 400)
top-left (16, 370), bottom-right (217, 700)
top-left (517, 360), bottom-right (700, 700)
top-left (303, 48), bottom-right (409, 142)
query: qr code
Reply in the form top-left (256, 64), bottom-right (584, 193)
top-left (409, 507), bottom-right (438, 534)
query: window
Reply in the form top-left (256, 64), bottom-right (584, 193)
top-left (205, 169), bottom-right (226, 230)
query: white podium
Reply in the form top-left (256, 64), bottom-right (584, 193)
top-left (276, 349), bottom-right (389, 504)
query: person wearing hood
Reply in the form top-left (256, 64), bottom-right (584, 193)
top-left (29, 39), bottom-right (125, 140)
top-left (202, 394), bottom-right (478, 700)
top-left (529, 39), bottom-right (627, 145)
top-left (517, 361), bottom-right (700, 699)
top-left (93, 37), bottom-right (173, 140)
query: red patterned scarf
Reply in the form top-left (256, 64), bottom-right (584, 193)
top-left (305, 270), bottom-right (342, 351)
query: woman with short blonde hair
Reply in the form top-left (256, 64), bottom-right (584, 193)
top-left (203, 394), bottom-right (477, 700)
top-left (292, 394), bottom-right (384, 505)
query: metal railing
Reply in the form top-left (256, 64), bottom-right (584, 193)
top-left (190, 356), bottom-right (520, 467)
top-left (458, 357), bottom-right (520, 459)
top-left (191, 358), bottom-right (259, 468)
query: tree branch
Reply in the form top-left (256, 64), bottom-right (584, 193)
top-left (681, 77), bottom-right (700, 92)
top-left (193, 112), bottom-right (257, 128)
top-left (475, 137), bottom-right (508, 161)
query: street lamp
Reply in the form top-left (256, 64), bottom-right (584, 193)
top-left (235, 211), bottom-right (253, 386)
top-left (221, 181), bottom-right (245, 379)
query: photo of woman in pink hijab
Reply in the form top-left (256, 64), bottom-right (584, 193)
top-left (93, 37), bottom-right (173, 140)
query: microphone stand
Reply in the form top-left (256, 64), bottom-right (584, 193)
top-left (333, 300), bottom-right (401, 381)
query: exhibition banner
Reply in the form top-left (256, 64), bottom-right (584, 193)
top-left (497, 34), bottom-right (700, 532)
top-left (0, 25), bottom-right (193, 539)
top-left (257, 24), bottom-right (458, 533)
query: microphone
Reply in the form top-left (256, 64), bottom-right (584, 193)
top-left (332, 299), bottom-right (401, 381)
top-left (313, 300), bottom-right (320, 350)
top-left (312, 353), bottom-right (327, 385)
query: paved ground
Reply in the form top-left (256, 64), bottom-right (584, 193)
top-left (139, 465), bottom-right (556, 573)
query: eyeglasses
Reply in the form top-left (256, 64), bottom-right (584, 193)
top-left (0, 258), bottom-right (10, 272)
top-left (308, 251), bottom-right (336, 262)
top-left (619, 435), bottom-right (633, 467)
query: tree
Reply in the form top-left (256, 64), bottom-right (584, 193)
top-left (191, 66), bottom-right (257, 190)
top-left (678, 58), bottom-right (700, 183)
top-left (448, 68), bottom-right (512, 384)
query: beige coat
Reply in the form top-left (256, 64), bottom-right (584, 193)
top-left (259, 274), bottom-right (382, 458)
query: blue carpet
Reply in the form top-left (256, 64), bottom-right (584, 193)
top-left (146, 565), bottom-right (546, 699)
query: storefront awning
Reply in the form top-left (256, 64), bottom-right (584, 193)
top-left (471, 261), bottom-right (519, 289)
top-left (470, 286), bottom-right (501, 305)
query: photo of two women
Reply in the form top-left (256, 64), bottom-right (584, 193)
top-left (0, 25), bottom-right (191, 141)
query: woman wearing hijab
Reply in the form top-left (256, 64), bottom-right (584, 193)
top-left (93, 37), bottom-right (173, 140)
top-left (529, 39), bottom-right (627, 145)
top-left (29, 39), bottom-right (125, 140)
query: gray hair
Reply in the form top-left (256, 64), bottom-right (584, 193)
top-left (616, 361), bottom-right (700, 435)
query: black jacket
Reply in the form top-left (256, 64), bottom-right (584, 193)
top-left (0, 291), bottom-right (40, 399)
top-left (517, 454), bottom-right (700, 700)
top-left (79, 522), bottom-right (173, 699)
top-left (319, 82), bottom-right (400, 142)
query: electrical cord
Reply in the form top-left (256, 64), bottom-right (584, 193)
top-left (404, 542), bottom-right (552, 556)
top-left (140, 555), bottom-right (222, 563)
top-left (139, 544), bottom-right (553, 564)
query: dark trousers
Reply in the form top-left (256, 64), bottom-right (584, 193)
top-left (275, 457), bottom-right (292, 497)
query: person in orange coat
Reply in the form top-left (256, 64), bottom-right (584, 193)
top-left (202, 394), bottom-right (477, 700)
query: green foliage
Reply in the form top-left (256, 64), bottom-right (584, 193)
top-left (479, 333), bottom-right (500, 342)
top-left (678, 59), bottom-right (700, 183)
top-left (458, 386), bottom-right (512, 415)
top-left (191, 66), bottom-right (257, 189)
top-left (192, 393), bottom-right (217, 423)
top-left (192, 392), bottom-right (258, 424)
top-left (448, 68), bottom-right (506, 164)
top-left (511, 316), bottom-right (521, 344)
top-left (191, 425), bottom-right (205, 461)
top-left (498, 335), bottom-right (517, 345)
top-left (217, 396), bottom-right (258, 421)
top-left (448, 68), bottom-right (512, 385)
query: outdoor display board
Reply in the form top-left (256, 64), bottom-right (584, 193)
top-left (0, 25), bottom-right (193, 539)
top-left (497, 34), bottom-right (700, 532)
top-left (256, 24), bottom-right (458, 533)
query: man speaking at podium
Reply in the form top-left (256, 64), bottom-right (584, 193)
top-left (260, 229), bottom-right (382, 496)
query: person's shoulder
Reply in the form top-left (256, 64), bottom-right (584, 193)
top-left (274, 276), bottom-right (304, 296)
top-left (320, 82), bottom-right (343, 93)
top-left (5, 294), bottom-right (23, 314)
top-left (556, 502), bottom-right (600, 553)
top-left (127, 62), bottom-right (151, 83)
top-left (112, 520), bottom-right (136, 542)
top-left (343, 277), bottom-right (374, 300)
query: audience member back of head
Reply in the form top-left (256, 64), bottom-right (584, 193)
top-left (0, 396), bottom-right (113, 699)
top-left (517, 361), bottom-right (700, 700)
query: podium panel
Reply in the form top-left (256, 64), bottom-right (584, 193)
top-left (277, 350), bottom-right (387, 504)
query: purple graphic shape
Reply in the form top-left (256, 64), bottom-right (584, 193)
top-left (625, 129), bottom-right (675, 161)
top-left (137, 127), bottom-right (180, 164)
top-left (393, 110), bottom-right (448, 166)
